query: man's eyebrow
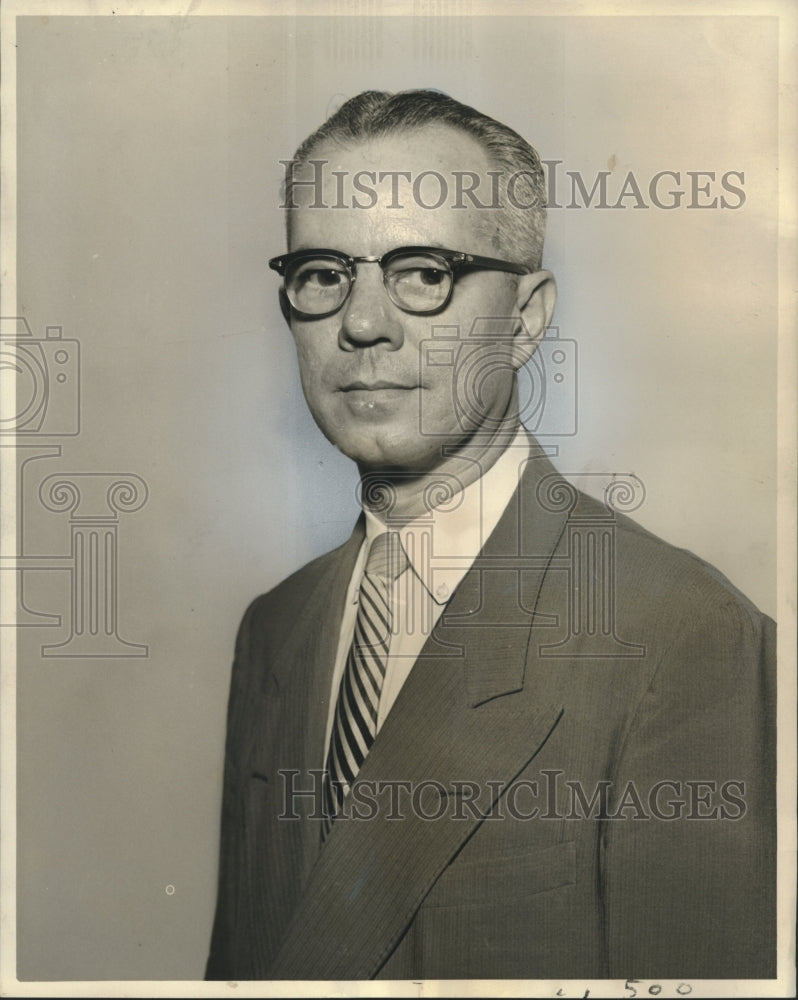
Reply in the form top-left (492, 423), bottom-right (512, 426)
top-left (286, 242), bottom-right (457, 256)
top-left (284, 245), bottom-right (346, 256)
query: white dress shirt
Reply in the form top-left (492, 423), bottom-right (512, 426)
top-left (323, 429), bottom-right (531, 761)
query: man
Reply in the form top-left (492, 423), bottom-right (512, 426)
top-left (206, 90), bottom-right (775, 981)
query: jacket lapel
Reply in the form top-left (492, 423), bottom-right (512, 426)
top-left (249, 515), bottom-right (366, 782)
top-left (241, 519), bottom-right (366, 972)
top-left (265, 448), bottom-right (572, 980)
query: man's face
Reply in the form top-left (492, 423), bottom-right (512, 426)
top-left (285, 127), bottom-right (545, 475)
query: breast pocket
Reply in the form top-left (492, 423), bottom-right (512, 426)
top-left (421, 839), bottom-right (576, 909)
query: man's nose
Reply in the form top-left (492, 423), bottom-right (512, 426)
top-left (338, 263), bottom-right (404, 351)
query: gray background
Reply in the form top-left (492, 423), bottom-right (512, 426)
top-left (13, 13), bottom-right (777, 981)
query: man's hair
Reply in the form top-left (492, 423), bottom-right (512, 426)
top-left (287, 89), bottom-right (547, 270)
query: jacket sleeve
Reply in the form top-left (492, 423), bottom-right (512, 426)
top-left (603, 598), bottom-right (776, 980)
top-left (205, 599), bottom-right (260, 980)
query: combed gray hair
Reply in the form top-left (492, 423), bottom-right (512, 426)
top-left (286, 89), bottom-right (547, 271)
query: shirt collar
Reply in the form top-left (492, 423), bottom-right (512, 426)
top-left (363, 427), bottom-right (531, 604)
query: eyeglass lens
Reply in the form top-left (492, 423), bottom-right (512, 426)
top-left (285, 252), bottom-right (453, 315)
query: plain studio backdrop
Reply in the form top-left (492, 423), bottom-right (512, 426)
top-left (11, 12), bottom-right (777, 981)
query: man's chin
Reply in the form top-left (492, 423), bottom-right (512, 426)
top-left (341, 424), bottom-right (518, 473)
top-left (348, 449), bottom-right (446, 479)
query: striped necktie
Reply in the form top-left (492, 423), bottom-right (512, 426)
top-left (322, 531), bottom-right (408, 836)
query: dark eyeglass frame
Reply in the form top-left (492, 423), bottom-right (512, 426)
top-left (268, 245), bottom-right (530, 317)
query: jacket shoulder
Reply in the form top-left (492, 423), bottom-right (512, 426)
top-left (609, 501), bottom-right (770, 628)
top-left (234, 526), bottom-right (363, 658)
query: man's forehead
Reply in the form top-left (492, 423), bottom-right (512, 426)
top-left (285, 126), bottom-right (506, 255)
top-left (315, 124), bottom-right (489, 170)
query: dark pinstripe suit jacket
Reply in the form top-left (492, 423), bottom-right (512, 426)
top-left (206, 447), bottom-right (776, 981)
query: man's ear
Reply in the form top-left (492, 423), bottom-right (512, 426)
top-left (278, 287), bottom-right (292, 326)
top-left (512, 270), bottom-right (557, 366)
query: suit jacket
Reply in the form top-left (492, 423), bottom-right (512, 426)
top-left (206, 447), bottom-right (776, 981)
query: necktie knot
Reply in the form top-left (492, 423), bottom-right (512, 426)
top-left (364, 531), bottom-right (408, 584)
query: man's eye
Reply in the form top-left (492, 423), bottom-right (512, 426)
top-left (301, 268), bottom-right (344, 288)
top-left (394, 266), bottom-right (446, 287)
top-left (417, 268), bottom-right (446, 286)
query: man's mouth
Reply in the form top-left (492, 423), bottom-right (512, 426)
top-left (340, 380), bottom-right (418, 392)
top-left (337, 380), bottom-right (420, 414)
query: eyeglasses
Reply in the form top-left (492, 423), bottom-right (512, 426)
top-left (268, 245), bottom-right (530, 317)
